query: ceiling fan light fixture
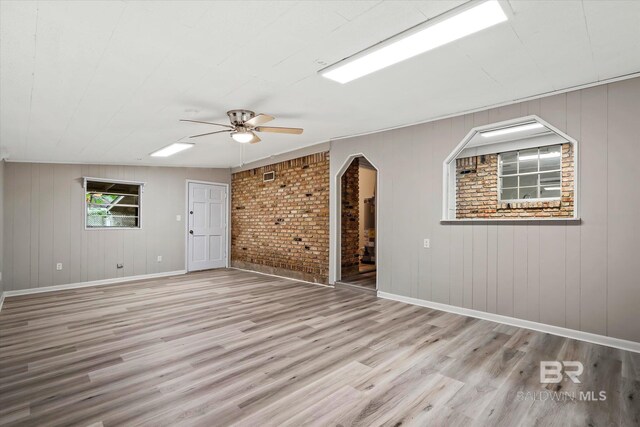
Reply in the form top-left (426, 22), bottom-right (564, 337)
top-left (231, 131), bottom-right (254, 144)
top-left (181, 110), bottom-right (302, 143)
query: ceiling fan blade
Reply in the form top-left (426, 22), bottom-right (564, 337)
top-left (180, 119), bottom-right (234, 129)
top-left (255, 126), bottom-right (303, 135)
top-left (249, 132), bottom-right (261, 144)
top-left (189, 129), bottom-right (232, 138)
top-left (244, 114), bottom-right (275, 127)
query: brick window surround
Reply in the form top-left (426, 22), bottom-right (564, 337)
top-left (456, 143), bottom-right (574, 219)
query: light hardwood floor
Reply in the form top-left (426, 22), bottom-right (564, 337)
top-left (340, 264), bottom-right (377, 290)
top-left (0, 269), bottom-right (638, 426)
top-left (341, 271), bottom-right (377, 290)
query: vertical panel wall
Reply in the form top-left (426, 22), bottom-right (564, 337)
top-left (2, 163), bottom-right (229, 292)
top-left (0, 159), bottom-right (4, 294)
top-left (329, 77), bottom-right (640, 343)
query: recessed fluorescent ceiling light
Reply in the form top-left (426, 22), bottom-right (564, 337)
top-left (320, 0), bottom-right (507, 84)
top-left (150, 142), bottom-right (194, 157)
top-left (480, 122), bottom-right (544, 138)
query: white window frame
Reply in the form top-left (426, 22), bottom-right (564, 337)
top-left (497, 145), bottom-right (562, 203)
top-left (441, 115), bottom-right (580, 222)
top-left (83, 177), bottom-right (145, 230)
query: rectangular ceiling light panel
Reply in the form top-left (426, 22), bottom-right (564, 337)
top-left (480, 122), bottom-right (544, 138)
top-left (150, 142), bottom-right (194, 157)
top-left (320, 0), bottom-right (508, 84)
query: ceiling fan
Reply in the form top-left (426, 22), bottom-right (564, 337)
top-left (180, 109), bottom-right (303, 144)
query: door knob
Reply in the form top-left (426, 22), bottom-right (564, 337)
top-left (189, 230), bottom-right (194, 234)
top-left (190, 211), bottom-right (193, 214)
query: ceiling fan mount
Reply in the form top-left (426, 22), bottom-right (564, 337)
top-left (180, 109), bottom-right (303, 144)
top-left (226, 109), bottom-right (256, 126)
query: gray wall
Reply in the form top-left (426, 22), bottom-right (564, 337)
top-left (2, 163), bottom-right (229, 292)
top-left (329, 77), bottom-right (640, 343)
top-left (0, 159), bottom-right (4, 293)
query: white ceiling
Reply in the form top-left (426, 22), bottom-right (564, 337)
top-left (1, 0), bottom-right (639, 168)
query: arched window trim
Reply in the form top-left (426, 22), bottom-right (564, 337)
top-left (441, 115), bottom-right (580, 222)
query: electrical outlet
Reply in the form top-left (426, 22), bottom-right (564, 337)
top-left (157, 256), bottom-right (163, 262)
top-left (423, 239), bottom-right (430, 249)
top-left (56, 263), bottom-right (63, 271)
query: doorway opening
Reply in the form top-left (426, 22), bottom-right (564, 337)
top-left (338, 156), bottom-right (377, 291)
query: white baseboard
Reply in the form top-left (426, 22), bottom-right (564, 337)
top-left (0, 270), bottom-right (187, 311)
top-left (2, 271), bottom-right (636, 353)
top-left (229, 267), bottom-right (334, 289)
top-left (378, 291), bottom-right (640, 354)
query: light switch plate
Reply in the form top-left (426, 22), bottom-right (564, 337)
top-left (176, 215), bottom-right (181, 221)
top-left (157, 256), bottom-right (163, 262)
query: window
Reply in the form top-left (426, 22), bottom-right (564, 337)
top-left (443, 115), bottom-right (578, 221)
top-left (499, 145), bottom-right (562, 201)
top-left (84, 178), bottom-right (143, 229)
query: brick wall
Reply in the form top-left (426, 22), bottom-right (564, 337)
top-left (341, 158), bottom-right (360, 277)
top-left (231, 152), bottom-right (330, 283)
top-left (456, 143), bottom-right (574, 219)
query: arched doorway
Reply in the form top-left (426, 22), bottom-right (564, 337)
top-left (337, 155), bottom-right (378, 292)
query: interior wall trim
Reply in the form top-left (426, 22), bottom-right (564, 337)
top-left (378, 291), bottom-right (640, 354)
top-left (329, 71), bottom-right (640, 143)
top-left (330, 153), bottom-right (382, 285)
top-left (2, 159), bottom-right (227, 169)
top-left (0, 270), bottom-right (187, 312)
top-left (236, 74), bottom-right (639, 169)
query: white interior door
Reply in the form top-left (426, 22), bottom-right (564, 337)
top-left (188, 182), bottom-right (227, 271)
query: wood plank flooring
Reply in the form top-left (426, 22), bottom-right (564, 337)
top-left (340, 271), bottom-right (377, 290)
top-left (0, 269), bottom-right (638, 426)
top-left (341, 264), bottom-right (377, 289)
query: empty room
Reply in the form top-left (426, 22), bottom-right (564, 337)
top-left (1, 1), bottom-right (639, 426)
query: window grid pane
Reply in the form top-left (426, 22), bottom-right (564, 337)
top-left (85, 180), bottom-right (142, 229)
top-left (501, 162), bottom-right (517, 176)
top-left (498, 145), bottom-right (562, 202)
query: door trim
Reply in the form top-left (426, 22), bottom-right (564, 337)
top-left (332, 154), bottom-right (380, 289)
top-left (185, 180), bottom-right (230, 272)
